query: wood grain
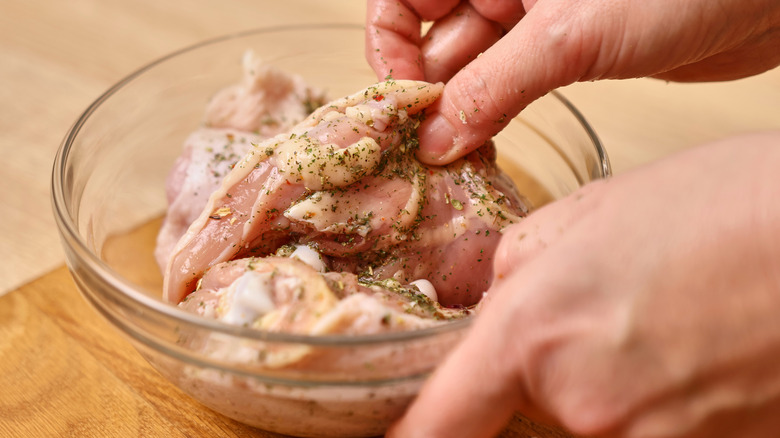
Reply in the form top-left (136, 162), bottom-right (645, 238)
top-left (0, 268), bottom-right (267, 437)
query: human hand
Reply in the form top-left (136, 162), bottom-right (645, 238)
top-left (366, 0), bottom-right (780, 164)
top-left (386, 131), bottom-right (780, 438)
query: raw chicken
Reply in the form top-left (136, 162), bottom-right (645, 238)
top-left (162, 79), bottom-right (527, 307)
top-left (155, 128), bottom-right (261, 269)
top-left (203, 51), bottom-right (326, 135)
top-left (316, 141), bottom-right (526, 306)
top-left (178, 254), bottom-right (469, 368)
top-left (154, 52), bottom-right (326, 269)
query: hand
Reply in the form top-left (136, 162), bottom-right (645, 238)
top-left (366, 0), bottom-right (780, 164)
top-left (386, 131), bottom-right (780, 438)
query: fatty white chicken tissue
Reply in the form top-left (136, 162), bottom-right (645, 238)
top-left (156, 53), bottom-right (528, 339)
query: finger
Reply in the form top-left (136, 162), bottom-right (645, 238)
top-left (386, 295), bottom-right (525, 438)
top-left (651, 37), bottom-right (780, 82)
top-left (638, 0), bottom-right (780, 82)
top-left (365, 0), bottom-right (425, 80)
top-left (421, 2), bottom-right (505, 83)
top-left (416, 3), bottom-right (601, 164)
top-left (403, 0), bottom-right (460, 21)
top-left (470, 0), bottom-right (526, 28)
top-left (493, 181), bottom-right (604, 282)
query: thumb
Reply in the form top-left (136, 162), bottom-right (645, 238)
top-left (493, 180), bottom-right (604, 282)
top-left (386, 297), bottom-right (525, 438)
top-left (416, 3), bottom-right (597, 165)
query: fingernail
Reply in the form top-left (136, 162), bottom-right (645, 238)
top-left (417, 114), bottom-right (458, 164)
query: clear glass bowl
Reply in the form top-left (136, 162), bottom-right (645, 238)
top-left (51, 25), bottom-right (610, 438)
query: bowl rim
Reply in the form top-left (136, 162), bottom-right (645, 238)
top-left (51, 24), bottom-right (608, 346)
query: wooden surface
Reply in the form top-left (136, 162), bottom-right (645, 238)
top-left (1, 0), bottom-right (779, 436)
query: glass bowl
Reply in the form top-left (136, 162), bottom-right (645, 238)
top-left (51, 25), bottom-right (610, 438)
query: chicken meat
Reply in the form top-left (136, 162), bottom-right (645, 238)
top-left (161, 78), bottom-right (527, 308)
top-left (154, 52), bottom-right (326, 269)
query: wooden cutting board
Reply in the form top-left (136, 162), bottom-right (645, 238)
top-left (0, 266), bottom-right (574, 437)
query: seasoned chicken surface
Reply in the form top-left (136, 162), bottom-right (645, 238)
top-left (158, 59), bottom-right (527, 337)
top-left (154, 53), bottom-right (325, 269)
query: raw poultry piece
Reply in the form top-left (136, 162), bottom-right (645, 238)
top-left (155, 52), bottom-right (326, 269)
top-left (204, 50), bottom-right (326, 135)
top-left (179, 253), bottom-right (469, 368)
top-left (163, 79), bottom-right (527, 308)
top-left (155, 128), bottom-right (261, 269)
top-left (316, 140), bottom-right (527, 306)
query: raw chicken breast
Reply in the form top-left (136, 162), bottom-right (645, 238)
top-left (163, 79), bottom-right (527, 307)
top-left (155, 52), bottom-right (326, 269)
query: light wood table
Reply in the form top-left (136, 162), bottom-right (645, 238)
top-left (2, 1), bottom-right (779, 436)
